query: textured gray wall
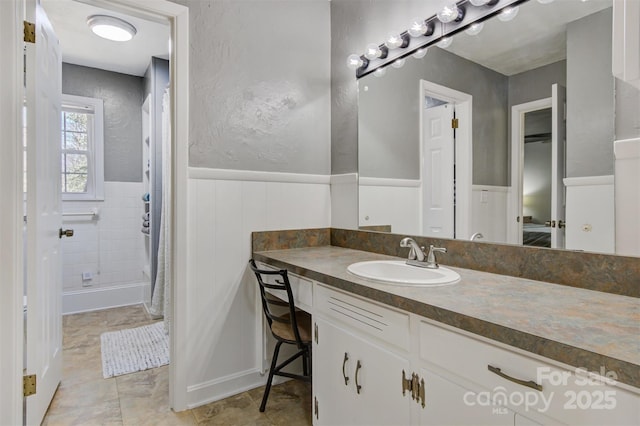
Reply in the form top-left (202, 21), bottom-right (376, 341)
top-left (507, 61), bottom-right (565, 186)
top-left (61, 63), bottom-right (144, 182)
top-left (330, 0), bottom-right (449, 175)
top-left (615, 79), bottom-right (640, 140)
top-left (175, 0), bottom-right (331, 174)
top-left (358, 47), bottom-right (508, 185)
top-left (508, 61), bottom-right (566, 109)
top-left (566, 8), bottom-right (614, 178)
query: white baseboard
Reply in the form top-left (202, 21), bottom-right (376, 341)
top-left (186, 368), bottom-right (273, 409)
top-left (62, 281), bottom-right (150, 315)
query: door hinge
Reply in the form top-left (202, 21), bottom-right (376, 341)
top-left (314, 396), bottom-right (319, 420)
top-left (23, 374), bottom-right (36, 397)
top-left (24, 21), bottom-right (35, 44)
top-left (314, 322), bottom-right (318, 344)
top-left (402, 370), bottom-right (425, 408)
top-left (451, 118), bottom-right (459, 129)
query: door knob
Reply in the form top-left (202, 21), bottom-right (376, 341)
top-left (544, 220), bottom-right (556, 228)
top-left (558, 220), bottom-right (566, 229)
top-left (59, 228), bottom-right (74, 238)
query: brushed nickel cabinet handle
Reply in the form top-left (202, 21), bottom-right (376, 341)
top-left (342, 352), bottom-right (349, 385)
top-left (488, 365), bottom-right (543, 391)
top-left (355, 360), bottom-right (362, 394)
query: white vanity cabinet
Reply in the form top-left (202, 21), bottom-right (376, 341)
top-left (417, 366), bottom-right (516, 425)
top-left (416, 319), bottom-right (640, 426)
top-left (312, 285), bottom-right (412, 426)
top-left (308, 283), bottom-right (639, 426)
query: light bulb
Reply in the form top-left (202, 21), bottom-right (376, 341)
top-left (408, 18), bottom-right (428, 37)
top-left (437, 37), bottom-right (452, 49)
top-left (537, 0), bottom-right (554, 3)
top-left (364, 44), bottom-right (381, 60)
top-left (412, 48), bottom-right (428, 59)
top-left (437, 4), bottom-right (464, 23)
top-left (465, 22), bottom-right (484, 36)
top-left (346, 54), bottom-right (364, 70)
top-left (498, 6), bottom-right (519, 22)
top-left (469, 0), bottom-right (491, 5)
top-left (386, 32), bottom-right (404, 49)
top-left (391, 58), bottom-right (406, 69)
top-left (374, 68), bottom-right (387, 77)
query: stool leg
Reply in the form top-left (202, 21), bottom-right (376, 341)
top-left (260, 341), bottom-right (282, 412)
top-left (302, 348), bottom-right (309, 376)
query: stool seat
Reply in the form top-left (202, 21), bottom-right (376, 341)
top-left (272, 311), bottom-right (312, 343)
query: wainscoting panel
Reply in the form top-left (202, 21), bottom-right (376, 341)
top-left (185, 169), bottom-right (330, 407)
top-left (359, 178), bottom-right (420, 235)
top-left (615, 138), bottom-right (640, 256)
top-left (470, 185), bottom-right (509, 243)
top-left (564, 176), bottom-right (615, 254)
top-left (330, 173), bottom-right (358, 230)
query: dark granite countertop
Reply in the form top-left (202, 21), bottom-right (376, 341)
top-left (253, 246), bottom-right (640, 391)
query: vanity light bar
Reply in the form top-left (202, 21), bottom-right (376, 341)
top-left (351, 0), bottom-right (530, 79)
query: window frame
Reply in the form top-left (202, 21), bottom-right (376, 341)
top-left (60, 94), bottom-right (104, 201)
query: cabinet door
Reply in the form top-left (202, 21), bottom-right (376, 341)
top-left (514, 413), bottom-right (542, 425)
top-left (418, 368), bottom-right (514, 426)
top-left (313, 317), bottom-right (411, 426)
top-left (313, 317), bottom-right (356, 425)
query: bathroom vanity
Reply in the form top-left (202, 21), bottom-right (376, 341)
top-left (253, 230), bottom-right (640, 426)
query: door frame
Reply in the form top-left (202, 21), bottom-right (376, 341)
top-left (0, 0), bottom-right (190, 420)
top-left (419, 80), bottom-right (472, 239)
top-left (0, 1), bottom-right (27, 423)
top-left (508, 97), bottom-right (552, 245)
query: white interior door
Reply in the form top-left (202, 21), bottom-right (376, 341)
top-left (25, 2), bottom-right (63, 424)
top-left (422, 103), bottom-right (455, 238)
top-left (551, 84), bottom-right (567, 249)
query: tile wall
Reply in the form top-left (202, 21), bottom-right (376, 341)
top-left (61, 182), bottom-right (148, 295)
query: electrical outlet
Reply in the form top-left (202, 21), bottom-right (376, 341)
top-left (82, 271), bottom-right (93, 287)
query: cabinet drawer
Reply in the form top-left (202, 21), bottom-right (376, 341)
top-left (255, 262), bottom-right (313, 312)
top-left (419, 320), bottom-right (640, 425)
top-left (315, 284), bottom-right (409, 351)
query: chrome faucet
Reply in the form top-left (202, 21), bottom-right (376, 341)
top-left (400, 238), bottom-right (447, 269)
top-left (425, 245), bottom-right (447, 269)
top-left (470, 232), bottom-right (484, 241)
top-left (400, 237), bottom-right (425, 261)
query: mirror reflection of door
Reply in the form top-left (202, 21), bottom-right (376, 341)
top-left (514, 84), bottom-right (566, 250)
top-left (422, 98), bottom-right (455, 238)
top-left (522, 108), bottom-right (553, 247)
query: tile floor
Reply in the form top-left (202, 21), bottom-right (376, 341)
top-left (43, 304), bottom-right (312, 425)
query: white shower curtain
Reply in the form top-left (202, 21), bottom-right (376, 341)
top-left (150, 88), bottom-right (172, 334)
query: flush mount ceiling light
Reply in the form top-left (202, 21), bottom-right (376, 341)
top-left (87, 15), bottom-right (137, 42)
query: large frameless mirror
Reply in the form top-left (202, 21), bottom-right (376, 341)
top-left (357, 0), bottom-right (638, 256)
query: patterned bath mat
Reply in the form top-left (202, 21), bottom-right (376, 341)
top-left (101, 321), bottom-right (169, 378)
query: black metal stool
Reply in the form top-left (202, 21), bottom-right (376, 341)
top-left (249, 259), bottom-right (312, 412)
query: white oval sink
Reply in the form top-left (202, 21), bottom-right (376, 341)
top-left (347, 261), bottom-right (460, 286)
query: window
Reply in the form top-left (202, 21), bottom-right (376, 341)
top-left (61, 94), bottom-right (104, 200)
